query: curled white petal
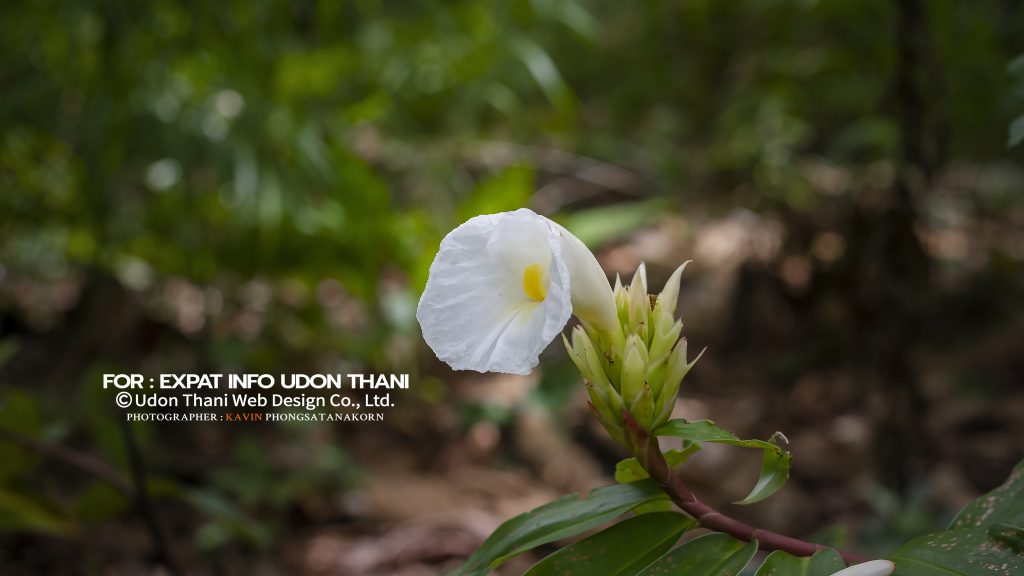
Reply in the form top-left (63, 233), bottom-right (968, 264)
top-left (829, 560), bottom-right (895, 576)
top-left (549, 222), bottom-right (619, 335)
top-left (416, 209), bottom-right (573, 375)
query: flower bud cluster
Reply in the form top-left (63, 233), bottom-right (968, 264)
top-left (564, 262), bottom-right (703, 442)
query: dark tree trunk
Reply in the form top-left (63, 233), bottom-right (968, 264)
top-left (856, 0), bottom-right (936, 492)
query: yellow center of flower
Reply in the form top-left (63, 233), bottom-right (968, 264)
top-left (522, 263), bottom-right (547, 301)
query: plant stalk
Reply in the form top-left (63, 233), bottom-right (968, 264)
top-left (625, 413), bottom-right (868, 566)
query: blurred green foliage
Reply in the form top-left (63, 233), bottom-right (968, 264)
top-left (1, 0), bottom-right (1023, 570)
top-left (3, 1), bottom-right (1021, 297)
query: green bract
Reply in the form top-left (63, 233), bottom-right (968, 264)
top-left (563, 262), bottom-right (702, 437)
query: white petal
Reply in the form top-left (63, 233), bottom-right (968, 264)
top-left (829, 560), bottom-right (895, 576)
top-left (550, 222), bottom-right (618, 334)
top-left (416, 209), bottom-right (572, 375)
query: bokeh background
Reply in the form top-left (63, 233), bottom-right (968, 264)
top-left (2, 1), bottom-right (1023, 574)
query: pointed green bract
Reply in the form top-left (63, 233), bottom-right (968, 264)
top-left (565, 326), bottom-right (628, 441)
top-left (570, 261), bottom-right (702, 434)
top-left (620, 336), bottom-right (647, 411)
top-left (631, 384), bottom-right (656, 429)
top-left (614, 447), bottom-right (702, 485)
top-left (648, 316), bottom-right (681, 369)
top-left (657, 260), bottom-right (690, 316)
top-left (627, 265), bottom-right (649, 340)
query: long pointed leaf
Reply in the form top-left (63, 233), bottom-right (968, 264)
top-left (637, 532), bottom-right (757, 576)
top-left (450, 480), bottom-right (667, 576)
top-left (524, 512), bottom-right (696, 576)
top-left (754, 548), bottom-right (846, 575)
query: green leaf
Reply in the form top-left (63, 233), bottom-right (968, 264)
top-left (1008, 114), bottom-right (1024, 148)
top-left (989, 523), bottom-right (1024, 553)
top-left (754, 548), bottom-right (846, 576)
top-left (948, 459), bottom-right (1023, 530)
top-left (450, 480), bottom-right (668, 576)
top-left (735, 446), bottom-right (791, 505)
top-left (524, 512), bottom-right (696, 576)
top-left (0, 487), bottom-right (74, 536)
top-left (73, 482), bottom-right (128, 522)
top-left (637, 532), bottom-right (758, 576)
top-left (181, 488), bottom-right (274, 549)
top-left (456, 165), bottom-right (535, 223)
top-left (558, 199), bottom-right (669, 247)
top-left (888, 459), bottom-right (1024, 575)
top-left (632, 499), bottom-right (675, 515)
top-left (610, 461), bottom-right (673, 512)
top-left (0, 390), bottom-right (45, 482)
top-left (1008, 53), bottom-right (1024, 77)
top-left (0, 338), bottom-right (20, 367)
top-left (654, 419), bottom-right (791, 504)
top-left (889, 526), bottom-right (1024, 575)
top-left (615, 447), bottom-right (700, 484)
top-left (512, 37), bottom-right (575, 116)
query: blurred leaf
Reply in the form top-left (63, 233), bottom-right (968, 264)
top-left (457, 165), bottom-right (535, 222)
top-left (181, 488), bottom-right (273, 549)
top-left (534, 358), bottom-right (584, 412)
top-left (0, 389), bottom-right (43, 437)
top-left (1008, 114), bottom-right (1024, 148)
top-left (0, 390), bottom-right (45, 482)
top-left (0, 338), bottom-right (19, 367)
top-left (0, 487), bottom-right (73, 536)
top-left (450, 480), bottom-right (668, 576)
top-left (274, 46), bottom-right (357, 99)
top-left (827, 117), bottom-right (898, 160)
top-left (528, 0), bottom-right (600, 42)
top-left (1008, 53), bottom-right (1024, 77)
top-left (73, 481), bottom-right (127, 523)
top-left (559, 199), bottom-right (668, 247)
top-left (655, 419), bottom-right (791, 504)
top-left (754, 548), bottom-right (846, 576)
top-left (512, 37), bottom-right (575, 117)
top-left (524, 512), bottom-right (696, 576)
top-left (637, 532), bottom-right (757, 576)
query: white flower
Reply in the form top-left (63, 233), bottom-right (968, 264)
top-left (416, 208), bottom-right (615, 375)
top-left (829, 560), bottom-right (895, 576)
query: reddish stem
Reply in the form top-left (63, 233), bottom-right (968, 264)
top-left (625, 414), bottom-right (868, 566)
